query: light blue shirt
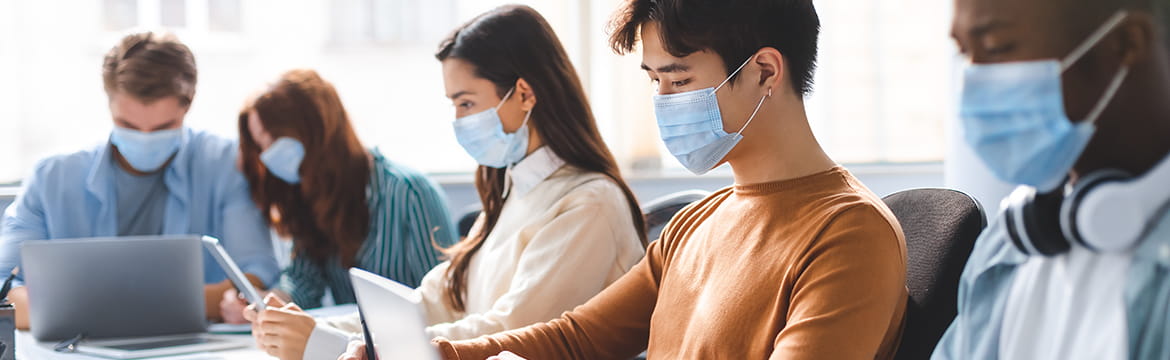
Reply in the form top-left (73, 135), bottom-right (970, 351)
top-left (933, 206), bottom-right (1170, 359)
top-left (0, 128), bottom-right (280, 286)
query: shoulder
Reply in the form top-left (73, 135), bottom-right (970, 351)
top-left (28, 144), bottom-right (104, 184)
top-left (370, 151), bottom-right (443, 195)
top-left (183, 129), bottom-right (238, 165)
top-left (545, 168), bottom-right (632, 214)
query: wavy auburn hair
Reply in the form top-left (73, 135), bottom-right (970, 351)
top-left (238, 69), bottom-right (371, 267)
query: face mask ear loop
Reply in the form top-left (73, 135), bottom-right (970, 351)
top-left (714, 56), bottom-right (756, 93)
top-left (502, 105), bottom-right (534, 200)
top-left (496, 87), bottom-right (517, 109)
top-left (1083, 66), bottom-right (1130, 126)
top-left (1060, 10), bottom-right (1129, 71)
top-left (736, 87), bottom-right (772, 135)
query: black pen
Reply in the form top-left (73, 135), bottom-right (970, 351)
top-left (0, 267), bottom-right (18, 302)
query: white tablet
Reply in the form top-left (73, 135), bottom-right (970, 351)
top-left (201, 236), bottom-right (264, 310)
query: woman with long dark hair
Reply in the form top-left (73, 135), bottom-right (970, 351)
top-left (255, 5), bottom-right (648, 360)
top-left (222, 69), bottom-right (459, 360)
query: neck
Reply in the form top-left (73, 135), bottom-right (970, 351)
top-left (726, 100), bottom-right (836, 185)
top-left (1073, 64), bottom-right (1170, 181)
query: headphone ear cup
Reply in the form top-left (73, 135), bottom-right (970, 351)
top-left (1061, 169), bottom-right (1132, 250)
top-left (1005, 186), bottom-right (1070, 256)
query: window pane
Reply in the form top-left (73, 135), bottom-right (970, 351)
top-left (208, 0), bottom-right (242, 32)
top-left (160, 0), bottom-right (186, 27)
top-left (103, 0), bottom-right (138, 31)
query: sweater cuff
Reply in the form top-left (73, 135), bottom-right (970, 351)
top-left (304, 323), bottom-right (357, 360)
top-left (433, 337), bottom-right (460, 360)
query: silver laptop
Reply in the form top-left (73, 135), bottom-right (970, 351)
top-left (350, 268), bottom-right (440, 360)
top-left (20, 235), bottom-right (249, 358)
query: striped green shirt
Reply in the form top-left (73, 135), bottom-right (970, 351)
top-left (279, 148), bottom-right (457, 308)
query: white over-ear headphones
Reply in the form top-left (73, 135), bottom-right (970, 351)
top-left (1005, 153), bottom-right (1170, 256)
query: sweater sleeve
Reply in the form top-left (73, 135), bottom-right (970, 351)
top-left (424, 188), bottom-right (642, 341)
top-left (769, 205), bottom-right (907, 360)
top-left (433, 235), bottom-right (665, 360)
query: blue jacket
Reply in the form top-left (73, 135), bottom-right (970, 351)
top-left (0, 128), bottom-right (280, 286)
top-left (933, 206), bottom-right (1170, 359)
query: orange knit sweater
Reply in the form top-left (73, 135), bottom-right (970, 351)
top-left (436, 167), bottom-right (908, 359)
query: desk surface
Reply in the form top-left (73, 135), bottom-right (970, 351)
top-left (15, 331), bottom-right (276, 360)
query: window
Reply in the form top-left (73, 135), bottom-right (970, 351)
top-left (0, 0), bottom-right (952, 185)
top-left (101, 0), bottom-right (242, 33)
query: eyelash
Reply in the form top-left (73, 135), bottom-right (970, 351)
top-left (457, 102), bottom-right (474, 110)
top-left (649, 78), bottom-right (691, 88)
top-left (984, 43), bottom-right (1017, 57)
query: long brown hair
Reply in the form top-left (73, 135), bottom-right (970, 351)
top-left (238, 69), bottom-right (371, 267)
top-left (436, 5), bottom-right (648, 312)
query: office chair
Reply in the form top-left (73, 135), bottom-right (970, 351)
top-left (457, 207), bottom-right (482, 239)
top-left (883, 188), bottom-right (986, 360)
top-left (640, 190), bottom-right (711, 242)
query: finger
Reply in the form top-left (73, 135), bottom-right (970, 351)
top-left (223, 289), bottom-right (238, 301)
top-left (263, 293), bottom-right (286, 308)
top-left (243, 305), bottom-right (258, 322)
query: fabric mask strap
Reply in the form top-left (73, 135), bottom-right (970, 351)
top-left (714, 56), bottom-right (756, 92)
top-left (1083, 66), bottom-right (1130, 126)
top-left (1060, 10), bottom-right (1129, 71)
top-left (496, 87), bottom-right (517, 108)
top-left (736, 87), bottom-right (772, 135)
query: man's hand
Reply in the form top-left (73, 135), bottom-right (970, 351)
top-left (204, 273), bottom-right (266, 322)
top-left (220, 289), bottom-right (250, 324)
top-left (338, 341), bottom-right (368, 360)
top-left (252, 293), bottom-right (316, 360)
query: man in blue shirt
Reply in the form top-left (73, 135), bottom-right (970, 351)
top-left (937, 0), bottom-right (1170, 358)
top-left (0, 31), bottom-right (279, 328)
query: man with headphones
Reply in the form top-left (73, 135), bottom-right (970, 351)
top-left (936, 0), bottom-right (1170, 359)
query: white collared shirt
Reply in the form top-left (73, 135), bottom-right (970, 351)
top-left (505, 146), bottom-right (566, 198)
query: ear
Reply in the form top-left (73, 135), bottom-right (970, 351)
top-left (1115, 14), bottom-right (1154, 68)
top-left (515, 78), bottom-right (537, 112)
top-left (752, 47), bottom-right (785, 96)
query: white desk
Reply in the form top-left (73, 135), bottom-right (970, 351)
top-left (15, 331), bottom-right (276, 360)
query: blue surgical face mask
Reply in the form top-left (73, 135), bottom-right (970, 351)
top-left (260, 137), bottom-right (306, 184)
top-left (653, 56), bottom-right (770, 175)
top-left (960, 10), bottom-right (1130, 192)
top-left (110, 126), bottom-right (183, 172)
top-left (452, 88), bottom-right (532, 169)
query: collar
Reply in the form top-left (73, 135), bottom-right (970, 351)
top-left (1134, 206), bottom-right (1170, 267)
top-left (506, 146), bottom-right (566, 198)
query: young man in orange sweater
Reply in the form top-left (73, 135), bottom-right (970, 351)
top-left (341, 0), bottom-right (908, 358)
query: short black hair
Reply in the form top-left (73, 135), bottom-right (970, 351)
top-left (608, 0), bottom-right (821, 96)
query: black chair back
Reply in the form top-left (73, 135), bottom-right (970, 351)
top-left (640, 190), bottom-right (711, 241)
top-left (883, 188), bottom-right (986, 360)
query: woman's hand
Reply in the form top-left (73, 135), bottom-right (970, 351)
top-left (250, 294), bottom-right (317, 360)
top-left (219, 289), bottom-right (250, 324)
top-left (338, 341), bottom-right (368, 360)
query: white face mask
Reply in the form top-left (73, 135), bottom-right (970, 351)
top-left (652, 56), bottom-right (770, 175)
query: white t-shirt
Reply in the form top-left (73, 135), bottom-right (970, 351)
top-left (999, 244), bottom-right (1131, 360)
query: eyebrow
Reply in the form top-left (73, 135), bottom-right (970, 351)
top-left (640, 62), bottom-right (691, 73)
top-left (447, 90), bottom-right (473, 100)
top-left (968, 19), bottom-right (1011, 38)
top-left (154, 119), bottom-right (181, 131)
